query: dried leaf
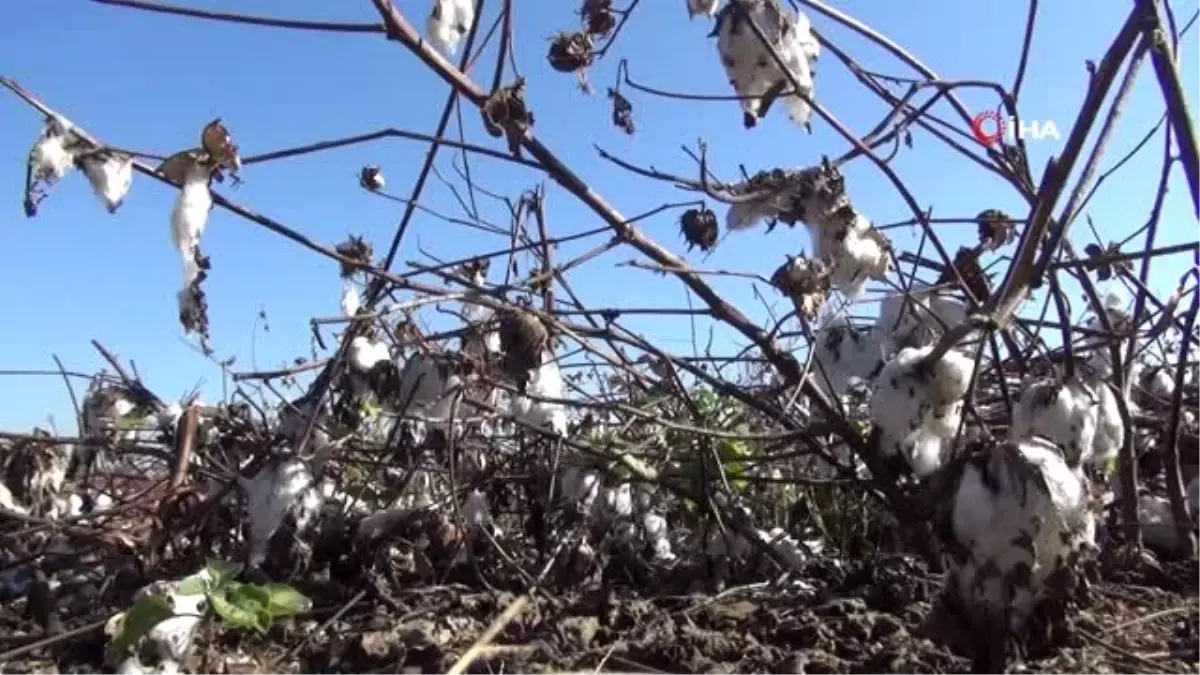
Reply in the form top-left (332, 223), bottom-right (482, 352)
top-left (976, 209), bottom-right (1015, 251)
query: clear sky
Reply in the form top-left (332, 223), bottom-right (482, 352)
top-left (1, 0), bottom-right (1197, 432)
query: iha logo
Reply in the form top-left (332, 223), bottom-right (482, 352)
top-left (970, 109), bottom-right (1061, 146)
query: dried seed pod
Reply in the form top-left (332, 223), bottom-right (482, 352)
top-left (771, 255), bottom-right (831, 320)
top-left (861, 227), bottom-right (893, 280)
top-left (335, 235), bottom-right (374, 278)
top-left (498, 308), bottom-right (549, 384)
top-left (201, 119), bottom-right (241, 173)
top-left (679, 207), bottom-right (719, 252)
top-left (359, 165), bottom-right (386, 191)
top-left (976, 208), bottom-right (1015, 251)
top-left (481, 79), bottom-right (534, 156)
top-left (547, 32), bottom-right (594, 73)
top-left (582, 0), bottom-right (616, 36)
top-left (608, 88), bottom-right (635, 135)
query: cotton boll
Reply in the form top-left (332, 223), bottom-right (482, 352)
top-left (811, 316), bottom-right (886, 398)
top-left (725, 200), bottom-right (783, 231)
top-left (871, 346), bottom-right (974, 477)
top-left (240, 457), bottom-right (317, 567)
top-left (600, 483), bottom-right (634, 519)
top-left (427, 0), bottom-right (474, 56)
top-left (1090, 382), bottom-right (1123, 472)
top-left (642, 513), bottom-right (676, 562)
top-left (340, 279), bottom-right (361, 318)
top-left (510, 351), bottom-right (568, 436)
top-left (80, 152), bottom-right (134, 213)
top-left (462, 489), bottom-right (496, 534)
top-left (1010, 377), bottom-right (1100, 470)
top-left (558, 465), bottom-right (600, 512)
top-left (394, 352), bottom-right (460, 419)
top-left (945, 437), bottom-right (1095, 669)
top-left (348, 336), bottom-right (390, 373)
top-left (169, 162), bottom-right (212, 264)
top-left (714, 1), bottom-right (819, 130)
top-left (29, 118), bottom-right (78, 183)
top-left (121, 568), bottom-right (214, 671)
top-left (877, 288), bottom-right (971, 351)
top-left (820, 217), bottom-right (885, 300)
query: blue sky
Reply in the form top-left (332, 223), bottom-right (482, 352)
top-left (1, 0), bottom-right (1197, 432)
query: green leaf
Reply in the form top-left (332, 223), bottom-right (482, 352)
top-left (176, 573), bottom-right (209, 597)
top-left (204, 559), bottom-right (239, 590)
top-left (111, 595), bottom-right (174, 654)
top-left (209, 587), bottom-right (268, 633)
top-left (261, 583), bottom-right (311, 618)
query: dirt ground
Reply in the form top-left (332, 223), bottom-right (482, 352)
top-left (2, 547), bottom-right (1195, 674)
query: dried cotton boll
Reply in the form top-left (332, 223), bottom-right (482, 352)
top-left (80, 151), bottom-right (134, 213)
top-left (499, 309), bottom-right (549, 386)
top-left (600, 483), bottom-right (633, 519)
top-left (426, 0), bottom-right (474, 56)
top-left (1010, 377), bottom-right (1100, 470)
top-left (811, 316), bottom-right (886, 399)
top-left (944, 437), bottom-right (1095, 670)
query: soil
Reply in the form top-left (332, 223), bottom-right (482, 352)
top-left (1, 547), bottom-right (1195, 674)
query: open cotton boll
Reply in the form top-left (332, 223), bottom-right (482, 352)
top-left (876, 287), bottom-right (972, 351)
top-left (348, 335), bottom-right (390, 373)
top-left (340, 279), bottom-right (361, 318)
top-left (1090, 382), bottom-right (1123, 472)
top-left (811, 316), bottom-right (886, 398)
top-left (394, 352), bottom-right (460, 419)
top-left (240, 457), bottom-right (318, 567)
top-left (169, 161), bottom-right (213, 262)
top-left (1010, 377), bottom-right (1100, 470)
top-left (714, 0), bottom-right (819, 130)
top-left (871, 346), bottom-right (974, 477)
top-left (687, 0), bottom-right (719, 18)
top-left (29, 118), bottom-right (78, 183)
top-left (558, 465), bottom-right (601, 512)
top-left (824, 219), bottom-right (885, 300)
top-left (945, 437), bottom-right (1095, 669)
top-left (642, 512), bottom-right (676, 562)
top-left (509, 351), bottom-right (568, 436)
top-left (80, 152), bottom-right (134, 213)
top-left (426, 0), bottom-right (474, 56)
top-left (600, 483), bottom-right (634, 519)
top-left (462, 489), bottom-right (497, 535)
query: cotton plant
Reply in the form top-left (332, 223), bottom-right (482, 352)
top-left (941, 436), bottom-right (1097, 672)
top-left (239, 455), bottom-right (325, 568)
top-left (508, 350), bottom-right (568, 436)
top-left (1009, 376), bottom-right (1101, 471)
top-left (426, 0), bottom-right (475, 56)
top-left (810, 315), bottom-right (887, 400)
top-left (725, 162), bottom-right (890, 299)
top-left (871, 345), bottom-right (975, 478)
top-left (79, 150), bottom-right (134, 213)
top-left (713, 0), bottom-right (821, 130)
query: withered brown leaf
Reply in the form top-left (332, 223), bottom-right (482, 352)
top-left (201, 118), bottom-right (241, 173)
